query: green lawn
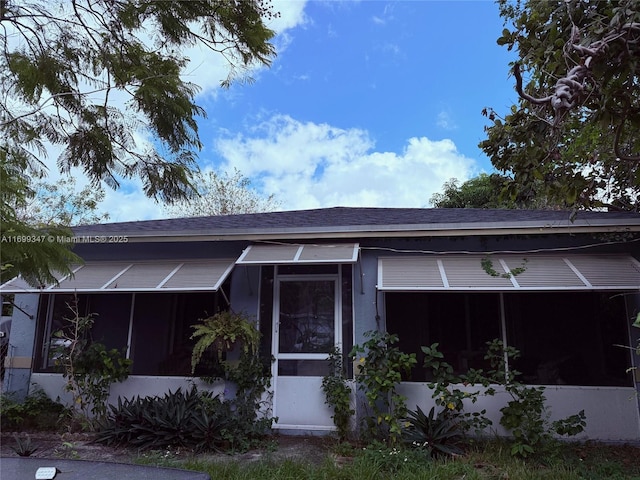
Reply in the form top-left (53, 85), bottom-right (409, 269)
top-left (134, 440), bottom-right (640, 480)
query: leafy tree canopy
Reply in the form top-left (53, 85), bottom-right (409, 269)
top-left (163, 168), bottom-right (281, 217)
top-left (0, 0), bottom-right (278, 286)
top-left (1, 0), bottom-right (277, 202)
top-left (429, 173), bottom-right (563, 209)
top-left (18, 177), bottom-right (110, 228)
top-left (480, 0), bottom-right (640, 211)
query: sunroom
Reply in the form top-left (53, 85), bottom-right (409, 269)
top-left (378, 253), bottom-right (640, 441)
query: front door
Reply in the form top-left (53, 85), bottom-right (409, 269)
top-left (272, 275), bottom-right (340, 430)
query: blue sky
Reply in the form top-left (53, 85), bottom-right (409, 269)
top-left (99, 1), bottom-right (519, 221)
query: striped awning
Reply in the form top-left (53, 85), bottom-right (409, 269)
top-left (236, 243), bottom-right (359, 265)
top-left (0, 259), bottom-right (235, 293)
top-left (377, 254), bottom-right (640, 291)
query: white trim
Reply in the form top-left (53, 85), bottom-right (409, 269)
top-left (237, 243), bottom-right (360, 265)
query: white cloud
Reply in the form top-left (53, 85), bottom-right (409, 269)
top-left (437, 110), bottom-right (458, 131)
top-left (181, 0), bottom-right (310, 97)
top-left (27, 3), bottom-right (311, 223)
top-left (215, 115), bottom-right (476, 210)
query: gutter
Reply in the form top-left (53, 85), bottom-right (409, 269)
top-left (72, 221), bottom-right (640, 243)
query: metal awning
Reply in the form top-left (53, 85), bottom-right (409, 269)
top-left (236, 243), bottom-right (360, 265)
top-left (377, 254), bottom-right (640, 291)
top-left (0, 259), bottom-right (235, 293)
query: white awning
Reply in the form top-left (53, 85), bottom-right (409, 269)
top-left (0, 259), bottom-right (235, 293)
top-left (236, 243), bottom-right (360, 265)
top-left (377, 254), bottom-right (640, 291)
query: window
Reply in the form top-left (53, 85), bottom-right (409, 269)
top-left (130, 292), bottom-right (221, 376)
top-left (504, 292), bottom-right (630, 386)
top-left (386, 291), bottom-right (632, 386)
top-left (35, 289), bottom-right (228, 375)
top-left (1, 294), bottom-right (14, 317)
top-left (387, 293), bottom-right (500, 381)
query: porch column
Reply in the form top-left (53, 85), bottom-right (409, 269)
top-left (2, 293), bottom-right (39, 400)
top-left (626, 293), bottom-right (640, 412)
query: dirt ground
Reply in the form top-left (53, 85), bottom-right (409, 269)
top-left (0, 431), bottom-right (334, 465)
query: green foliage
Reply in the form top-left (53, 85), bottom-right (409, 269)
top-left (18, 177), bottom-right (110, 228)
top-left (51, 299), bottom-right (131, 427)
top-left (322, 347), bottom-right (354, 441)
top-left (484, 340), bottom-right (587, 458)
top-left (356, 442), bottom-right (434, 475)
top-left (430, 174), bottom-right (521, 209)
top-left (0, 0), bottom-right (278, 285)
top-left (421, 343), bottom-right (493, 435)
top-left (403, 406), bottom-right (464, 457)
top-left (350, 330), bottom-right (417, 445)
top-left (96, 387), bottom-right (228, 452)
top-left (481, 256), bottom-right (528, 279)
top-left (131, 439), bottom-right (640, 480)
top-left (1, 0), bottom-right (277, 202)
top-left (222, 351), bottom-right (274, 451)
top-left (97, 379), bottom-right (272, 453)
top-left (481, 0), bottom-right (640, 211)
top-left (423, 340), bottom-right (586, 458)
top-left (191, 310), bottom-right (261, 372)
top-left (0, 389), bottom-right (71, 431)
top-left (1, 156), bottom-right (78, 286)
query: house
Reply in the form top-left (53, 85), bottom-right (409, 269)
top-left (2, 207), bottom-right (640, 441)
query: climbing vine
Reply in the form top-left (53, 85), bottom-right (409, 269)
top-left (481, 257), bottom-right (528, 279)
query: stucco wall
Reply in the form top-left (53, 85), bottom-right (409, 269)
top-left (398, 383), bottom-right (640, 441)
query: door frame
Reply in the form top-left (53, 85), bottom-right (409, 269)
top-left (271, 269), bottom-right (343, 429)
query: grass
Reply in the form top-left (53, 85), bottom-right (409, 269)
top-left (132, 439), bottom-right (640, 480)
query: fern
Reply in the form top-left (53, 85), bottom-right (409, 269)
top-left (190, 311), bottom-right (260, 373)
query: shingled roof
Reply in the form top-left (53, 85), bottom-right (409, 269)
top-left (71, 207), bottom-right (640, 241)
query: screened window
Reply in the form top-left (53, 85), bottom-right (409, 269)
top-left (35, 289), bottom-right (227, 375)
top-left (386, 291), bottom-right (632, 386)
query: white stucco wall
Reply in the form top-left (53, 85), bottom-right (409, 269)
top-left (30, 373), bottom-right (226, 408)
top-left (398, 382), bottom-right (640, 442)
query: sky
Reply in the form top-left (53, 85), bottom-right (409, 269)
top-left (70, 0), bottom-right (520, 222)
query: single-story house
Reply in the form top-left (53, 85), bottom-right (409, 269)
top-left (2, 207), bottom-right (640, 441)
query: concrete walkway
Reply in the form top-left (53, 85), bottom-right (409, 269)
top-left (0, 457), bottom-right (210, 480)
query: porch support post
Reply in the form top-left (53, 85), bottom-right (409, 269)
top-left (624, 292), bottom-right (640, 423)
top-left (1, 293), bottom-right (39, 400)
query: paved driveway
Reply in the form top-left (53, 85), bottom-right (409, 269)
top-left (0, 457), bottom-right (210, 480)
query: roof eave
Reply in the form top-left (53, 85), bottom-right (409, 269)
top-left (86, 220), bottom-right (640, 243)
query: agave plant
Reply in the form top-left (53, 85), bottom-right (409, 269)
top-left (11, 434), bottom-right (38, 457)
top-left (403, 406), bottom-right (463, 457)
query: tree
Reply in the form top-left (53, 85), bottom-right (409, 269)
top-left (480, 0), bottom-right (640, 211)
top-left (1, 0), bottom-right (278, 285)
top-left (163, 168), bottom-right (280, 217)
top-left (1, 160), bottom-right (77, 286)
top-left (430, 174), bottom-right (516, 209)
top-left (429, 173), bottom-right (564, 209)
top-left (17, 177), bottom-right (110, 227)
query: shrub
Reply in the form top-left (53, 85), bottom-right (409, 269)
top-left (0, 388), bottom-right (70, 431)
top-left (95, 387), bottom-right (228, 452)
top-left (350, 330), bottom-right (416, 445)
top-left (51, 298), bottom-right (131, 428)
top-left (322, 347), bottom-right (354, 441)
